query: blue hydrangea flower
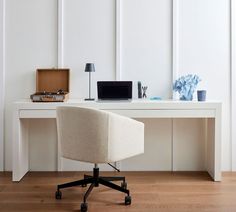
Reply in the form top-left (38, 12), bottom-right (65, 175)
top-left (173, 74), bottom-right (201, 101)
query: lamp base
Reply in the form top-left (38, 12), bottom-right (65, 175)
top-left (85, 98), bottom-right (95, 101)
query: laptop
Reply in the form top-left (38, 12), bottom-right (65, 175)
top-left (97, 81), bottom-right (132, 101)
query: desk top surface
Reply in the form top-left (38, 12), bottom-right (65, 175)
top-left (14, 99), bottom-right (222, 110)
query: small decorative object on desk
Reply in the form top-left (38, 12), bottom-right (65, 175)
top-left (138, 81), bottom-right (142, 98)
top-left (84, 63), bottom-right (95, 101)
top-left (173, 74), bottom-right (201, 101)
top-left (142, 86), bottom-right (148, 98)
top-left (197, 90), bottom-right (206, 101)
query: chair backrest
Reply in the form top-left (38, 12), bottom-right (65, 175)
top-left (56, 106), bottom-right (144, 164)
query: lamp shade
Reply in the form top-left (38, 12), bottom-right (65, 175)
top-left (85, 63), bottom-right (95, 72)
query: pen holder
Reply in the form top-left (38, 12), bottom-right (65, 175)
top-left (197, 90), bottom-right (206, 101)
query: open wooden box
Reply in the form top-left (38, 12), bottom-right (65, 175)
top-left (30, 68), bottom-right (70, 102)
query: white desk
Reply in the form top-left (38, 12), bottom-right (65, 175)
top-left (13, 99), bottom-right (222, 182)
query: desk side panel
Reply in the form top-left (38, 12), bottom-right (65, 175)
top-left (13, 110), bottom-right (29, 181)
top-left (206, 118), bottom-right (215, 180)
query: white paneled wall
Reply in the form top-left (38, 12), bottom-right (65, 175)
top-left (4, 0), bottom-right (58, 170)
top-left (121, 118), bottom-right (173, 171)
top-left (120, 0), bottom-right (172, 99)
top-left (63, 0), bottom-right (116, 99)
top-left (2, 0), bottom-right (233, 171)
top-left (178, 0), bottom-right (231, 170)
top-left (173, 119), bottom-right (206, 171)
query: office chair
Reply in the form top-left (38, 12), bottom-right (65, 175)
top-left (55, 106), bottom-right (144, 212)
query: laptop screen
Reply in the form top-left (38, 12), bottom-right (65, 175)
top-left (97, 81), bottom-right (132, 100)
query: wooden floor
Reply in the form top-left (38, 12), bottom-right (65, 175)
top-left (0, 172), bottom-right (236, 212)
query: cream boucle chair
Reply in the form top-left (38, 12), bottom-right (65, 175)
top-left (55, 106), bottom-right (144, 212)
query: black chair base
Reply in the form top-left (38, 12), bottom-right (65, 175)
top-left (55, 167), bottom-right (131, 212)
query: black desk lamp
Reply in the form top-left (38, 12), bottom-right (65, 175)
top-left (85, 63), bottom-right (95, 101)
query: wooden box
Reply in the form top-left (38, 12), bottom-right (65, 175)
top-left (30, 68), bottom-right (70, 102)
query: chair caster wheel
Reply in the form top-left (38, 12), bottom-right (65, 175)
top-left (55, 190), bottom-right (62, 199)
top-left (121, 181), bottom-right (127, 189)
top-left (125, 195), bottom-right (131, 205)
top-left (80, 202), bottom-right (88, 212)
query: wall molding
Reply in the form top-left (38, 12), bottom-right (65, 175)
top-left (115, 0), bottom-right (121, 80)
top-left (114, 0), bottom-right (122, 169)
top-left (0, 0), bottom-right (5, 171)
top-left (57, 0), bottom-right (64, 171)
top-left (172, 0), bottom-right (179, 99)
top-left (231, 0), bottom-right (236, 171)
top-left (171, 0), bottom-right (179, 171)
top-left (57, 0), bottom-right (64, 67)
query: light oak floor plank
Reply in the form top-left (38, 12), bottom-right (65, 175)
top-left (0, 172), bottom-right (236, 212)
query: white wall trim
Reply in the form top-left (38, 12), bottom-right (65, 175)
top-left (58, 0), bottom-right (64, 67)
top-left (0, 0), bottom-right (5, 171)
top-left (115, 0), bottom-right (121, 80)
top-left (115, 0), bottom-right (122, 169)
top-left (172, 0), bottom-right (179, 97)
top-left (171, 0), bottom-right (180, 171)
top-left (231, 0), bottom-right (236, 171)
top-left (57, 0), bottom-right (64, 170)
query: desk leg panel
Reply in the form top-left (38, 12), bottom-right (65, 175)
top-left (206, 118), bottom-right (215, 180)
top-left (206, 117), bottom-right (221, 181)
top-left (214, 107), bottom-right (222, 181)
top-left (13, 115), bottom-right (29, 181)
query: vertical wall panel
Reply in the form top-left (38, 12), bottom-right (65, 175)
top-left (63, 0), bottom-right (116, 99)
top-left (5, 0), bottom-right (58, 170)
top-left (61, 0), bottom-right (116, 170)
top-left (177, 0), bottom-right (231, 170)
top-left (121, 0), bottom-right (172, 99)
top-left (29, 119), bottom-right (57, 171)
top-left (173, 118), bottom-right (206, 171)
top-left (121, 118), bottom-right (172, 171)
top-left (119, 0), bottom-right (173, 170)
